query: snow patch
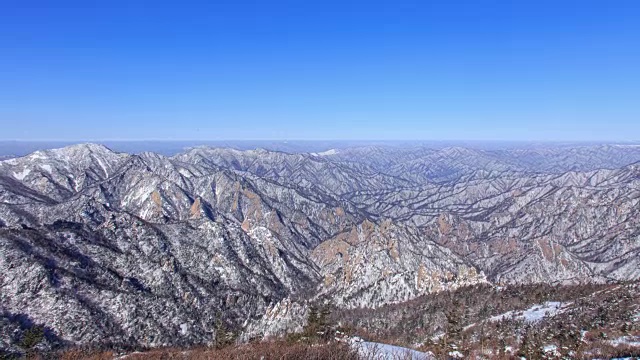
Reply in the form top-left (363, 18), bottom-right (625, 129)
top-left (489, 301), bottom-right (569, 323)
top-left (40, 164), bottom-right (53, 173)
top-left (353, 341), bottom-right (432, 359)
top-left (311, 149), bottom-right (338, 156)
top-left (94, 155), bottom-right (109, 177)
top-left (114, 351), bottom-right (143, 359)
top-left (178, 168), bottom-right (192, 178)
top-left (180, 323), bottom-right (189, 336)
top-left (29, 152), bottom-right (47, 160)
top-left (543, 344), bottom-right (560, 356)
top-left (609, 335), bottom-right (640, 348)
top-left (12, 169), bottom-right (31, 180)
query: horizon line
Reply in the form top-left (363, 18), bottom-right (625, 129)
top-left (1, 139), bottom-right (640, 143)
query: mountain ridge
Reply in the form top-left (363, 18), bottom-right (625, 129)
top-left (1, 142), bottom-right (639, 350)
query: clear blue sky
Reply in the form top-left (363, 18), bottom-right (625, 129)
top-left (1, 0), bottom-right (639, 141)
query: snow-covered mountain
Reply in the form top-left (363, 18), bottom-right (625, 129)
top-left (1, 142), bottom-right (639, 350)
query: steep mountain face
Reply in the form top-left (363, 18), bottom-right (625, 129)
top-left (312, 220), bottom-right (485, 308)
top-left (1, 142), bottom-right (639, 351)
top-left (0, 197), bottom-right (318, 348)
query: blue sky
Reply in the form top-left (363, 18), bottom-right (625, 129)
top-left (1, 0), bottom-right (639, 141)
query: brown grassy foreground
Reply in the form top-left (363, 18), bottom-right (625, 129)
top-left (55, 341), bottom-right (358, 360)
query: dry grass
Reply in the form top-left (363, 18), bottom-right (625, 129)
top-left (58, 341), bottom-right (358, 360)
top-left (44, 338), bottom-right (640, 360)
top-left (58, 349), bottom-right (115, 360)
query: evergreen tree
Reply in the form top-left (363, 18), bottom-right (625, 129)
top-left (213, 314), bottom-right (235, 349)
top-left (302, 304), bottom-right (333, 341)
top-left (318, 304), bottom-right (332, 340)
top-left (304, 304), bottom-right (319, 336)
top-left (20, 326), bottom-right (44, 350)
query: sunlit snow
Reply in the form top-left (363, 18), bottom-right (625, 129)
top-left (489, 301), bottom-right (569, 323)
top-left (352, 340), bottom-right (432, 359)
top-left (12, 169), bottom-right (30, 180)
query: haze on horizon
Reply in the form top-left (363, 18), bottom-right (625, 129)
top-left (1, 1), bottom-right (639, 142)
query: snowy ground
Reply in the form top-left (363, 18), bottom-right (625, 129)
top-left (352, 340), bottom-right (433, 359)
top-left (609, 335), bottom-right (640, 348)
top-left (489, 301), bottom-right (569, 323)
top-left (115, 352), bottom-right (142, 359)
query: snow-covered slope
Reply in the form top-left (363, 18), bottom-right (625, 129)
top-left (1, 142), bottom-right (640, 351)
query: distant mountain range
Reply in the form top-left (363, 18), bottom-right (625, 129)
top-left (1, 142), bottom-right (639, 350)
